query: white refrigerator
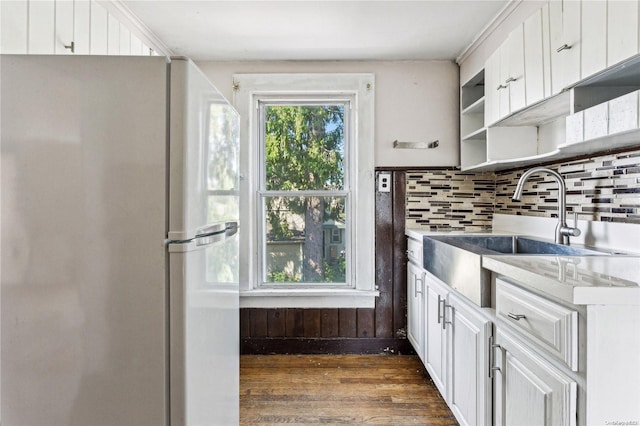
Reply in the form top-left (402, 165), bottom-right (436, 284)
top-left (0, 55), bottom-right (240, 425)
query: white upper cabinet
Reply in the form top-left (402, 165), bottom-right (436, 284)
top-left (607, 0), bottom-right (640, 67)
top-left (108, 13), bottom-right (120, 55)
top-left (55, 0), bottom-right (74, 54)
top-left (28, 0), bottom-right (55, 54)
top-left (0, 0), bottom-right (156, 56)
top-left (90, 1), bottom-right (108, 54)
top-left (485, 25), bottom-right (526, 125)
top-left (523, 4), bottom-right (552, 106)
top-left (581, 0), bottom-right (607, 80)
top-left (549, 0), bottom-right (581, 95)
top-left (74, 0), bottom-right (91, 54)
top-left (504, 26), bottom-right (526, 115)
top-left (485, 49), bottom-right (501, 126)
top-left (1, 1), bottom-right (28, 53)
top-left (464, 0), bottom-right (640, 171)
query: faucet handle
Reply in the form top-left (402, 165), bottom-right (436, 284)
top-left (562, 212), bottom-right (581, 238)
top-left (572, 212), bottom-right (581, 237)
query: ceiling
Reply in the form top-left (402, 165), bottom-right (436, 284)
top-left (122, 0), bottom-right (509, 61)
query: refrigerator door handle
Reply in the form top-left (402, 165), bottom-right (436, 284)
top-left (195, 222), bottom-right (227, 238)
top-left (194, 221), bottom-right (239, 247)
top-left (225, 221), bottom-right (239, 238)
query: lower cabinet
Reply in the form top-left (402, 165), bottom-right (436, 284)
top-left (424, 272), bottom-right (449, 397)
top-left (423, 271), bottom-right (493, 426)
top-left (493, 328), bottom-right (577, 426)
top-left (448, 293), bottom-right (493, 426)
top-left (408, 237), bottom-right (580, 426)
top-left (407, 260), bottom-right (425, 362)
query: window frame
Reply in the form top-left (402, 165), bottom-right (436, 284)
top-left (256, 97), bottom-right (352, 288)
top-left (233, 73), bottom-right (377, 308)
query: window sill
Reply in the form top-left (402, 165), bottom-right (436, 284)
top-left (239, 288), bottom-right (379, 309)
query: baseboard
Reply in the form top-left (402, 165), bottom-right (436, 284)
top-left (241, 337), bottom-right (415, 355)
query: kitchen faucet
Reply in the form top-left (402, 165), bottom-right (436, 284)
top-left (512, 167), bottom-right (580, 245)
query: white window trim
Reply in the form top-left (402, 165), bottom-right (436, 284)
top-left (233, 73), bottom-right (377, 308)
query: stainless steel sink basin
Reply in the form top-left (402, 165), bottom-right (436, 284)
top-left (429, 235), bottom-right (613, 256)
top-left (422, 234), bottom-right (622, 307)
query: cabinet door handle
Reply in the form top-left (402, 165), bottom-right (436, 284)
top-left (414, 274), bottom-right (424, 297)
top-left (507, 312), bottom-right (526, 321)
top-left (489, 335), bottom-right (502, 378)
top-left (556, 43), bottom-right (572, 52)
top-left (442, 302), bottom-right (452, 330)
top-left (496, 83), bottom-right (508, 90)
top-left (504, 77), bottom-right (517, 84)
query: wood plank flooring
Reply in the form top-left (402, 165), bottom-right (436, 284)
top-left (240, 354), bottom-right (458, 425)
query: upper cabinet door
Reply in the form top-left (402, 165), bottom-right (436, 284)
top-left (54, 0), bottom-right (74, 54)
top-left (581, 0), bottom-right (607, 80)
top-left (607, 0), bottom-right (640, 67)
top-left (90, 1), bottom-right (108, 54)
top-left (524, 6), bottom-right (548, 106)
top-left (549, 0), bottom-right (581, 94)
top-left (28, 0), bottom-right (55, 54)
top-left (485, 48), bottom-right (502, 126)
top-left (1, 1), bottom-right (28, 53)
top-left (484, 25), bottom-right (526, 125)
top-left (505, 25), bottom-right (526, 114)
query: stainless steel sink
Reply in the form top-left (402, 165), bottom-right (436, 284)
top-left (422, 234), bottom-right (622, 307)
top-left (429, 235), bottom-right (613, 256)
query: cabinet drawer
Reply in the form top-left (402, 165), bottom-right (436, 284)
top-left (496, 278), bottom-right (578, 371)
top-left (407, 237), bottom-right (423, 264)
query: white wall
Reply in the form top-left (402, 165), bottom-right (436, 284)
top-left (196, 60), bottom-right (460, 168)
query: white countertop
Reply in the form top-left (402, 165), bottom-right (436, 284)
top-left (482, 255), bottom-right (640, 305)
top-left (406, 227), bottom-right (640, 306)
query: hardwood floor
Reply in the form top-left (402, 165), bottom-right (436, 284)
top-left (240, 354), bottom-right (458, 425)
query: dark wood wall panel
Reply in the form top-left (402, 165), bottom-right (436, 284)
top-left (374, 170), bottom-right (394, 339)
top-left (240, 170), bottom-right (410, 354)
top-left (392, 171), bottom-right (408, 335)
top-left (338, 309), bottom-right (357, 337)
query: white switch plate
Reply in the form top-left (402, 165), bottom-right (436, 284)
top-left (378, 172), bottom-right (391, 192)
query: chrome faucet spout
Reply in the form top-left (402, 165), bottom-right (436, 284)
top-left (512, 167), bottom-right (580, 245)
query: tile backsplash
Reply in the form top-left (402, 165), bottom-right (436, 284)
top-left (406, 148), bottom-right (640, 230)
top-left (406, 169), bottom-right (495, 231)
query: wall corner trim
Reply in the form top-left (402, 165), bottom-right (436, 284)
top-left (456, 0), bottom-right (523, 66)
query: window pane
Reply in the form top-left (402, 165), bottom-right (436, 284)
top-left (263, 195), bottom-right (347, 284)
top-left (264, 105), bottom-right (345, 191)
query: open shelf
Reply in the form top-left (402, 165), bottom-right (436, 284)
top-left (462, 96), bottom-right (485, 115)
top-left (462, 127), bottom-right (487, 141)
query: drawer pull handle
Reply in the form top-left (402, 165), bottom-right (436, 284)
top-left (507, 312), bottom-right (526, 321)
top-left (556, 43), bottom-right (572, 53)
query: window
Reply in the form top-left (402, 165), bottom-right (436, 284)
top-left (233, 73), bottom-right (377, 308)
top-left (259, 101), bottom-right (348, 285)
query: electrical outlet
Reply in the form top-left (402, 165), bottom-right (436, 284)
top-left (378, 172), bottom-right (391, 192)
